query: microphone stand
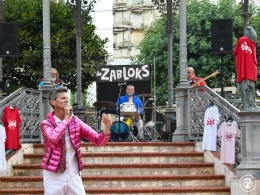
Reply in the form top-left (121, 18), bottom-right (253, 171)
top-left (117, 81), bottom-right (124, 142)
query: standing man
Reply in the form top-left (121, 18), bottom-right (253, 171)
top-left (116, 85), bottom-right (144, 140)
top-left (41, 87), bottom-right (111, 194)
top-left (187, 67), bottom-right (206, 87)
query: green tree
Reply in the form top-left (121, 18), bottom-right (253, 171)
top-left (3, 0), bottom-right (110, 92)
top-left (133, 0), bottom-right (260, 105)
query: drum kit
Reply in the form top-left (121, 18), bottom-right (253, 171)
top-left (93, 94), bottom-right (165, 142)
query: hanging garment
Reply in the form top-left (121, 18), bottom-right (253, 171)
top-left (202, 106), bottom-right (220, 151)
top-left (218, 121), bottom-right (240, 164)
top-left (0, 124), bottom-right (6, 172)
top-left (2, 106), bottom-right (22, 150)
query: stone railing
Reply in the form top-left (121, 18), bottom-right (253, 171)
top-left (187, 86), bottom-right (241, 167)
top-left (1, 88), bottom-right (42, 145)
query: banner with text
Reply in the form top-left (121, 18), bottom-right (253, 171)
top-left (96, 65), bottom-right (151, 83)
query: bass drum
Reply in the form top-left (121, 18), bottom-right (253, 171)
top-left (110, 121), bottom-right (130, 142)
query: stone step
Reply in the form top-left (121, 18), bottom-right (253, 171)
top-left (24, 152), bottom-right (204, 164)
top-left (0, 174), bottom-right (225, 188)
top-left (33, 142), bottom-right (196, 153)
top-left (12, 163), bottom-right (214, 176)
top-left (0, 186), bottom-right (230, 195)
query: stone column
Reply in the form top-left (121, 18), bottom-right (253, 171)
top-left (231, 112), bottom-right (260, 194)
top-left (76, 0), bottom-right (82, 105)
top-left (236, 112), bottom-right (260, 178)
top-left (40, 0), bottom-right (53, 143)
top-left (42, 0), bottom-right (52, 90)
top-left (172, 0), bottom-right (190, 142)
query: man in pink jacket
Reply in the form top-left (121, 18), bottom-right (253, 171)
top-left (40, 87), bottom-right (111, 195)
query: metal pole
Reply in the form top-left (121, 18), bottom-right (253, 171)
top-left (42, 0), bottom-right (52, 88)
top-left (179, 0), bottom-right (188, 86)
top-left (153, 56), bottom-right (156, 140)
top-left (166, 0), bottom-right (173, 107)
top-left (0, 58), bottom-right (2, 82)
top-left (76, 0), bottom-right (82, 105)
top-left (220, 54), bottom-right (224, 97)
top-left (0, 0), bottom-right (4, 83)
top-left (242, 0), bottom-right (250, 28)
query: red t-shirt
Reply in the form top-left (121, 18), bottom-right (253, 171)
top-left (234, 36), bottom-right (258, 83)
top-left (189, 74), bottom-right (207, 86)
top-left (3, 106), bottom-right (22, 150)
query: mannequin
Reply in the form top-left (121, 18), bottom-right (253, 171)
top-left (234, 26), bottom-right (259, 111)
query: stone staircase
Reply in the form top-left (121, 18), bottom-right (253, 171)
top-left (0, 142), bottom-right (230, 195)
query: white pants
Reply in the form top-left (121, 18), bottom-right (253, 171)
top-left (133, 119), bottom-right (144, 139)
top-left (43, 173), bottom-right (86, 195)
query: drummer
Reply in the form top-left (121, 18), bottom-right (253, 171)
top-left (115, 85), bottom-right (144, 140)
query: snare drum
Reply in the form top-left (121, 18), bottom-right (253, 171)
top-left (120, 102), bottom-right (136, 117)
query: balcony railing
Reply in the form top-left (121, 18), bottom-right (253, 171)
top-left (119, 41), bottom-right (133, 48)
top-left (1, 88), bottom-right (42, 144)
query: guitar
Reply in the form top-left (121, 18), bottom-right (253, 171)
top-left (191, 70), bottom-right (220, 88)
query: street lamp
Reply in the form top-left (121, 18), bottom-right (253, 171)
top-left (67, 0), bottom-right (98, 105)
top-left (152, 0), bottom-right (189, 142)
top-left (152, 0), bottom-right (179, 141)
top-left (151, 0), bottom-right (179, 108)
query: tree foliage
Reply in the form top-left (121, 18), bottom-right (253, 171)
top-left (3, 0), bottom-right (110, 92)
top-left (133, 0), bottom-right (260, 105)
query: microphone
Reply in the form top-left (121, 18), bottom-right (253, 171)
top-left (70, 110), bottom-right (74, 117)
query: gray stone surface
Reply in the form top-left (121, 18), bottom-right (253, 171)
top-left (237, 111), bottom-right (260, 178)
top-left (173, 87), bottom-right (189, 142)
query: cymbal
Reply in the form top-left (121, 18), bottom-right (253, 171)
top-left (136, 93), bottom-right (151, 98)
top-left (93, 101), bottom-right (116, 109)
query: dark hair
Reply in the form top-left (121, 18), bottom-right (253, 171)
top-left (48, 87), bottom-right (68, 108)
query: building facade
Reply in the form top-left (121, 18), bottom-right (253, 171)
top-left (113, 0), bottom-right (160, 64)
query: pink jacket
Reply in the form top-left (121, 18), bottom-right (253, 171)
top-left (40, 112), bottom-right (110, 173)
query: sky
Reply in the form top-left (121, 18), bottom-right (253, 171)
top-left (91, 0), bottom-right (113, 57)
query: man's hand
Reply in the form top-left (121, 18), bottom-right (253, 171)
top-left (192, 82), bottom-right (200, 88)
top-left (102, 114), bottom-right (112, 136)
top-left (135, 112), bottom-right (140, 120)
top-left (64, 103), bottom-right (73, 121)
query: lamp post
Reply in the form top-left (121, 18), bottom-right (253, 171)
top-left (151, 0), bottom-right (179, 108)
top-left (152, 0), bottom-right (179, 141)
top-left (241, 0), bottom-right (250, 28)
top-left (42, 0), bottom-right (52, 90)
top-left (67, 0), bottom-right (98, 105)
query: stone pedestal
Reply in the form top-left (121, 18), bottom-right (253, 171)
top-left (236, 112), bottom-right (260, 178)
top-left (231, 178), bottom-right (259, 195)
top-left (172, 87), bottom-right (189, 142)
top-left (164, 108), bottom-right (176, 142)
